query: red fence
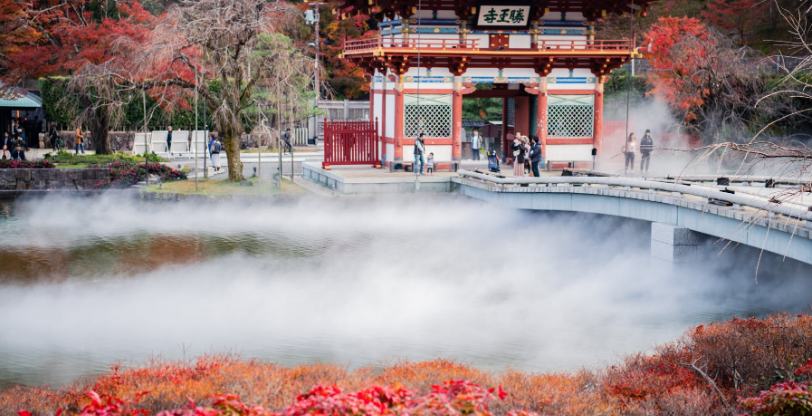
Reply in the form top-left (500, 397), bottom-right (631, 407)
top-left (323, 118), bottom-right (381, 169)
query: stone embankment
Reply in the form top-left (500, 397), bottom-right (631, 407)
top-left (0, 169), bottom-right (111, 191)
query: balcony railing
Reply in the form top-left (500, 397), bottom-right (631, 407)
top-left (344, 38), bottom-right (632, 55)
top-left (345, 37), bottom-right (480, 53)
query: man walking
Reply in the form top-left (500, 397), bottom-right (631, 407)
top-left (470, 128), bottom-right (481, 160)
top-left (414, 133), bottom-right (426, 175)
top-left (529, 136), bottom-right (543, 177)
top-left (75, 124), bottom-right (85, 154)
top-left (640, 129), bottom-right (654, 174)
top-left (166, 126), bottom-right (173, 154)
top-left (282, 128), bottom-right (292, 154)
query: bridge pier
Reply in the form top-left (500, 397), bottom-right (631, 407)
top-left (651, 223), bottom-right (704, 264)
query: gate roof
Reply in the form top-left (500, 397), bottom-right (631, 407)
top-left (324, 0), bottom-right (656, 21)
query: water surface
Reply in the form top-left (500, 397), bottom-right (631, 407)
top-left (0, 194), bottom-right (810, 387)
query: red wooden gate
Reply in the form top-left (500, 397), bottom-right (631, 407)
top-left (322, 118), bottom-right (381, 169)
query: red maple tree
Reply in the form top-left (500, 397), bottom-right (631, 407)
top-left (701, 0), bottom-right (768, 46)
top-left (0, 0), bottom-right (155, 153)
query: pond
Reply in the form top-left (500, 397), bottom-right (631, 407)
top-left (0, 193), bottom-right (810, 387)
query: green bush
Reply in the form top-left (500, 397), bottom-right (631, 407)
top-left (44, 150), bottom-right (164, 166)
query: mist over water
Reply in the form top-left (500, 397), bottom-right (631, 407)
top-left (0, 194), bottom-right (811, 387)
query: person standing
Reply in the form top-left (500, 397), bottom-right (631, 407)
top-left (640, 129), bottom-right (654, 174)
top-left (166, 126), bottom-right (173, 154)
top-left (49, 123), bottom-right (59, 151)
top-left (282, 128), bottom-right (292, 154)
top-left (209, 135), bottom-right (222, 172)
top-left (2, 132), bottom-right (11, 159)
top-left (624, 133), bottom-right (637, 174)
top-left (470, 128), bottom-right (481, 160)
top-left (512, 137), bottom-right (526, 177)
top-left (529, 136), bottom-right (543, 177)
top-left (75, 124), bottom-right (85, 154)
top-left (414, 133), bottom-right (426, 175)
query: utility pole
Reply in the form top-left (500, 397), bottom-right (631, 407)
top-left (307, 3), bottom-right (323, 145)
top-left (142, 90), bottom-right (148, 187)
top-left (194, 75), bottom-right (199, 191)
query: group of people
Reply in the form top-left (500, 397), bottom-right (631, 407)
top-left (511, 133), bottom-right (544, 177)
top-left (623, 129), bottom-right (655, 174)
top-left (2, 130), bottom-right (27, 161)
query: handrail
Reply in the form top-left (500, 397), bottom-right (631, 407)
top-left (456, 170), bottom-right (812, 222)
top-left (345, 38), bottom-right (632, 54)
top-left (536, 39), bottom-right (631, 51)
top-left (345, 37), bottom-right (480, 52)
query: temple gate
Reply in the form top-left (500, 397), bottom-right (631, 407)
top-left (332, 0), bottom-right (651, 168)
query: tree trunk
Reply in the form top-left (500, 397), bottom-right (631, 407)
top-left (91, 105), bottom-right (113, 154)
top-left (222, 123), bottom-right (244, 182)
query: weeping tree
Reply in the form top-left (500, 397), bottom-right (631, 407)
top-left (120, 0), bottom-right (305, 181)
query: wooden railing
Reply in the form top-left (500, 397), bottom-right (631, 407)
top-left (345, 37), bottom-right (480, 53)
top-left (344, 37), bottom-right (632, 55)
top-left (537, 39), bottom-right (631, 51)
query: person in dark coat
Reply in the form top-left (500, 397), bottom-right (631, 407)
top-left (640, 129), bottom-right (654, 174)
top-left (166, 126), bottom-right (173, 154)
top-left (49, 123), bottom-right (59, 151)
top-left (529, 136), bottom-right (543, 177)
top-left (511, 136), bottom-right (526, 177)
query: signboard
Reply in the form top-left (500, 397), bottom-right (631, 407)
top-left (476, 5), bottom-right (531, 28)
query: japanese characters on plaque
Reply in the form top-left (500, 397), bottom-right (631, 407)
top-left (476, 5), bottom-right (531, 27)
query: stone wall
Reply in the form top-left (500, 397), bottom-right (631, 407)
top-left (0, 169), bottom-right (112, 190)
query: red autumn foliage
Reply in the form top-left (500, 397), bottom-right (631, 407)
top-left (0, 0), bottom-right (155, 90)
top-left (3, 313), bottom-right (812, 416)
top-left (643, 17), bottom-right (711, 121)
top-left (701, 0), bottom-right (768, 45)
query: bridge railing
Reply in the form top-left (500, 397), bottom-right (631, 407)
top-left (456, 170), bottom-right (812, 223)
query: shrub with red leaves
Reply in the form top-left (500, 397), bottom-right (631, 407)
top-left (740, 380), bottom-right (812, 416)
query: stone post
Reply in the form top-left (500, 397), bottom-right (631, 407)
top-left (651, 223), bottom-right (703, 263)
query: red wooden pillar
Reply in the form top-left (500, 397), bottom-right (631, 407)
top-left (452, 90), bottom-right (463, 162)
top-left (502, 97), bottom-right (508, 157)
top-left (538, 80), bottom-right (548, 164)
top-left (394, 87), bottom-right (404, 161)
top-left (594, 79), bottom-right (605, 157)
top-left (381, 78), bottom-right (388, 164)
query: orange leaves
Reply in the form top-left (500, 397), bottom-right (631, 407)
top-left (5, 314), bottom-right (812, 416)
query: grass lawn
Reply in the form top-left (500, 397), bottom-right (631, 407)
top-left (144, 177), bottom-right (305, 196)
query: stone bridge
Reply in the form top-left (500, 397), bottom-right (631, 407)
top-left (454, 170), bottom-right (812, 266)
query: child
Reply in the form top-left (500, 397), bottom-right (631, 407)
top-left (426, 152), bottom-right (435, 175)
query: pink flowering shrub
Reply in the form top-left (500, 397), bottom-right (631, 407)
top-left (23, 381), bottom-right (532, 416)
top-left (0, 159), bottom-right (54, 169)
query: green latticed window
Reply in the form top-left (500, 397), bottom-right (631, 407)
top-left (404, 94), bottom-right (452, 138)
top-left (547, 95), bottom-right (594, 138)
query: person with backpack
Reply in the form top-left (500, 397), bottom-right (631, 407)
top-left (511, 136), bottom-right (526, 177)
top-left (282, 128), bottom-right (292, 154)
top-left (413, 133), bottom-right (426, 175)
top-left (209, 135), bottom-right (223, 172)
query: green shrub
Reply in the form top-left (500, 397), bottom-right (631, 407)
top-left (44, 151), bottom-right (164, 166)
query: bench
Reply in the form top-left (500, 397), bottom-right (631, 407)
top-left (389, 160), bottom-right (460, 173)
